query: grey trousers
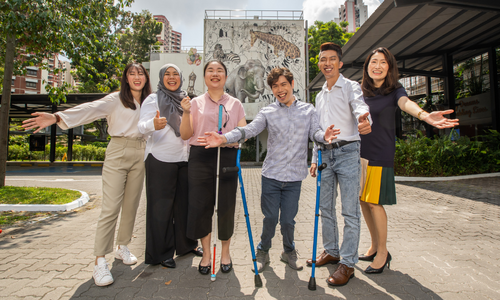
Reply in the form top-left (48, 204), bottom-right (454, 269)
top-left (94, 137), bottom-right (145, 256)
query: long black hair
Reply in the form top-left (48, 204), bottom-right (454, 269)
top-left (119, 63), bottom-right (152, 109)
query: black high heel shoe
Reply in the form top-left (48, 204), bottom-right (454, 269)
top-left (359, 252), bottom-right (377, 262)
top-left (198, 262), bottom-right (211, 275)
top-left (220, 260), bottom-right (233, 273)
top-left (364, 252), bottom-right (391, 274)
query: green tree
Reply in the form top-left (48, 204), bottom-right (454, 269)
top-left (0, 0), bottom-right (132, 187)
top-left (307, 21), bottom-right (354, 82)
top-left (118, 10), bottom-right (162, 64)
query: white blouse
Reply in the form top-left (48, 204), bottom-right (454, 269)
top-left (57, 92), bottom-right (145, 139)
top-left (137, 93), bottom-right (189, 163)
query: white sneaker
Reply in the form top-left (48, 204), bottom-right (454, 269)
top-left (93, 257), bottom-right (114, 286)
top-left (115, 245), bottom-right (137, 265)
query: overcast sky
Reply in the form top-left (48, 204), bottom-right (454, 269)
top-left (128, 0), bottom-right (383, 47)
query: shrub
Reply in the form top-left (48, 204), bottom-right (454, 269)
top-left (394, 130), bottom-right (500, 176)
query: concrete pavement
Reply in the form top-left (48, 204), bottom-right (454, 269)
top-left (1, 168), bottom-right (499, 299)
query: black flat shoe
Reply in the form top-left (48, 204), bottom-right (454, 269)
top-left (198, 262), bottom-right (211, 275)
top-left (190, 247), bottom-right (203, 257)
top-left (220, 260), bottom-right (233, 273)
top-left (160, 258), bottom-right (176, 268)
top-left (364, 252), bottom-right (391, 274)
top-left (359, 252), bottom-right (377, 262)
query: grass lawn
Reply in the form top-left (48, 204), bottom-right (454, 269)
top-left (0, 186), bottom-right (81, 205)
top-left (0, 186), bottom-right (82, 226)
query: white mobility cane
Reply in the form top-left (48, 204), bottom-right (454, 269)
top-left (211, 104), bottom-right (224, 282)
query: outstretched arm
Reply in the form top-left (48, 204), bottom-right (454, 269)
top-left (398, 96), bottom-right (459, 129)
top-left (197, 132), bottom-right (228, 149)
top-left (22, 112), bottom-right (57, 134)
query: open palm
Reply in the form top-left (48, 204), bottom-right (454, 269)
top-left (423, 109), bottom-right (459, 129)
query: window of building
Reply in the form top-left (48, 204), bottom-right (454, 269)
top-left (26, 81), bottom-right (37, 89)
top-left (12, 79), bottom-right (15, 86)
top-left (26, 69), bottom-right (37, 76)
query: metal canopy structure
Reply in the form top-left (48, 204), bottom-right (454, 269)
top-left (9, 93), bottom-right (108, 118)
top-left (308, 0), bottom-right (500, 89)
top-left (6, 93), bottom-right (108, 162)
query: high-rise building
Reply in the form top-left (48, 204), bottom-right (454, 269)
top-left (339, 0), bottom-right (368, 33)
top-left (154, 15), bottom-right (182, 53)
top-left (11, 53), bottom-right (59, 94)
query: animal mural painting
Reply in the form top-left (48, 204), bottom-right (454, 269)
top-left (204, 19), bottom-right (305, 117)
top-left (213, 44), bottom-right (241, 64)
top-left (225, 59), bottom-right (266, 103)
top-left (249, 30), bottom-right (300, 59)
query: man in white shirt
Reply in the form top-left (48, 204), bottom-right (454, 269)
top-left (307, 42), bottom-right (371, 286)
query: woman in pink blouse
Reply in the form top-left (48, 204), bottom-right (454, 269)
top-left (180, 60), bottom-right (246, 275)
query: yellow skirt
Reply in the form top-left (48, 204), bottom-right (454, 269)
top-left (360, 158), bottom-right (397, 205)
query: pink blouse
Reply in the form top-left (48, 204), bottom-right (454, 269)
top-left (190, 92), bottom-right (245, 146)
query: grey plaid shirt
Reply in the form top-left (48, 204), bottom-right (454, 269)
top-left (225, 98), bottom-right (326, 182)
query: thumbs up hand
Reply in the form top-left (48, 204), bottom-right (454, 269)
top-left (358, 112), bottom-right (371, 135)
top-left (154, 110), bottom-right (167, 130)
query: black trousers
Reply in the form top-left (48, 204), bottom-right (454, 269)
top-left (187, 146), bottom-right (238, 241)
top-left (145, 154), bottom-right (197, 264)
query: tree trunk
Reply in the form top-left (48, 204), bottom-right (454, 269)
top-left (0, 34), bottom-right (17, 187)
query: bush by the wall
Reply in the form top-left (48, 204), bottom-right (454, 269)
top-left (394, 130), bottom-right (500, 176)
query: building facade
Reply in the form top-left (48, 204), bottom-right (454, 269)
top-left (153, 15), bottom-right (182, 53)
top-left (339, 0), bottom-right (368, 33)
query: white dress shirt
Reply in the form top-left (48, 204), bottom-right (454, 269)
top-left (312, 74), bottom-right (371, 163)
top-left (137, 93), bottom-right (189, 162)
top-left (57, 92), bottom-right (145, 139)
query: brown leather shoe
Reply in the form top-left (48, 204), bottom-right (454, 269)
top-left (306, 250), bottom-right (340, 267)
top-left (326, 263), bottom-right (354, 286)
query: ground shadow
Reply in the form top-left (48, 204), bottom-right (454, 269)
top-left (397, 176), bottom-right (500, 206)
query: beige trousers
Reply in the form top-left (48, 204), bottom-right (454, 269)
top-left (94, 137), bottom-right (146, 256)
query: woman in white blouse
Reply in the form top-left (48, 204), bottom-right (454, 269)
top-left (22, 63), bottom-right (151, 287)
top-left (138, 63), bottom-right (202, 269)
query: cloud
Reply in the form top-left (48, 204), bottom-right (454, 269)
top-left (303, 0), bottom-right (382, 24)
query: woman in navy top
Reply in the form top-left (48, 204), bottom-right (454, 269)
top-left (359, 47), bottom-right (458, 274)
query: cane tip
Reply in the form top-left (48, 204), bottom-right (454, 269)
top-left (308, 277), bottom-right (316, 290)
top-left (255, 274), bottom-right (263, 287)
top-left (211, 275), bottom-right (216, 281)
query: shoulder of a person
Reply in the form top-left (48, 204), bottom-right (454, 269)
top-left (143, 93), bottom-right (158, 103)
top-left (225, 93), bottom-right (243, 105)
top-left (104, 91), bottom-right (121, 102)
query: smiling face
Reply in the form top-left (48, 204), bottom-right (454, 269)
top-left (271, 75), bottom-right (295, 107)
top-left (367, 52), bottom-right (389, 87)
top-left (126, 66), bottom-right (147, 94)
top-left (163, 67), bottom-right (181, 91)
top-left (318, 50), bottom-right (343, 80)
top-left (204, 61), bottom-right (227, 91)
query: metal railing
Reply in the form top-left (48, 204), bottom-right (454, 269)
top-left (205, 10), bottom-right (303, 20)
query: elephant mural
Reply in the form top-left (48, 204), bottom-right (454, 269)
top-left (225, 59), bottom-right (266, 103)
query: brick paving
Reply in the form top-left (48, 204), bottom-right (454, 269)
top-left (1, 169), bottom-right (499, 299)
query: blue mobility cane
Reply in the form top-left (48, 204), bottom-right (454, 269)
top-left (223, 143), bottom-right (263, 287)
top-left (211, 104), bottom-right (224, 282)
top-left (308, 145), bottom-right (327, 291)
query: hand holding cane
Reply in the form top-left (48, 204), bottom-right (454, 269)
top-left (308, 144), bottom-right (327, 290)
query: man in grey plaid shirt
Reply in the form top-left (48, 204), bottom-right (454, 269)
top-left (198, 67), bottom-right (338, 272)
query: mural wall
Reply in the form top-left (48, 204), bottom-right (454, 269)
top-left (149, 50), bottom-right (205, 98)
top-left (204, 19), bottom-right (306, 119)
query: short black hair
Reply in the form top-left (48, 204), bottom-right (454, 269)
top-left (319, 42), bottom-right (343, 61)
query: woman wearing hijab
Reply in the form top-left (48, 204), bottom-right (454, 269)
top-left (23, 63), bottom-right (151, 287)
top-left (138, 64), bottom-right (202, 268)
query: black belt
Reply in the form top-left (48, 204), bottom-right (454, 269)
top-left (321, 140), bottom-right (356, 150)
